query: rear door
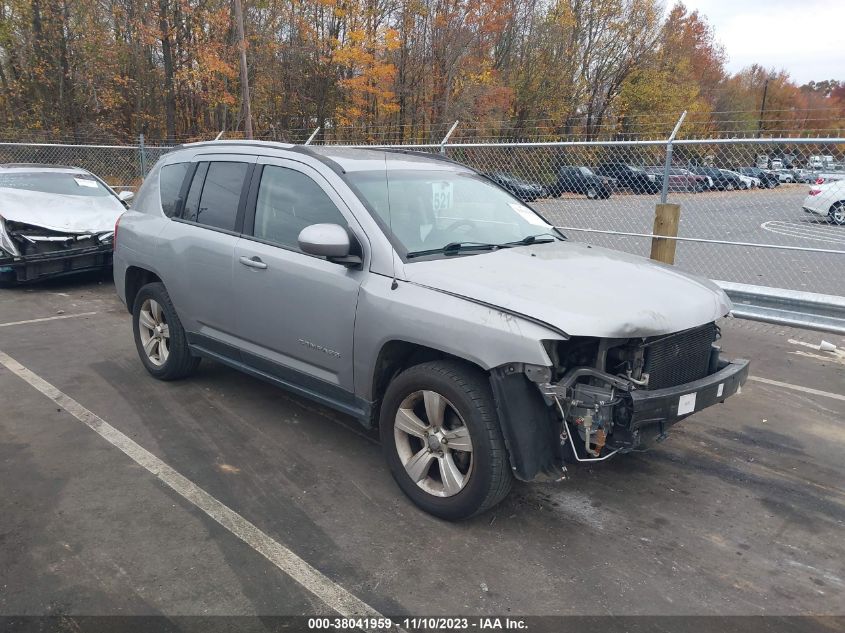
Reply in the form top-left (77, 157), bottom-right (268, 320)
top-left (231, 157), bottom-right (367, 412)
top-left (160, 154), bottom-right (255, 355)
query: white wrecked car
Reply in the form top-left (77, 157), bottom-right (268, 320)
top-left (0, 164), bottom-right (133, 283)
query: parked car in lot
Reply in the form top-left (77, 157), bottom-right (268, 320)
top-left (739, 167), bottom-right (779, 189)
top-left (595, 163), bottom-right (660, 194)
top-left (803, 179), bottom-right (845, 225)
top-left (484, 172), bottom-right (546, 202)
top-left (719, 169), bottom-right (757, 190)
top-left (646, 167), bottom-right (708, 193)
top-left (114, 141), bottom-right (749, 520)
top-left (547, 165), bottom-right (613, 199)
top-left (774, 169), bottom-right (798, 183)
top-left (795, 169), bottom-right (819, 184)
top-left (689, 165), bottom-right (741, 191)
top-left (0, 164), bottom-right (133, 284)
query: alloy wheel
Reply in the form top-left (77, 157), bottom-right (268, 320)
top-left (393, 390), bottom-right (474, 497)
top-left (138, 298), bottom-right (170, 366)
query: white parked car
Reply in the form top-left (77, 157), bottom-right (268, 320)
top-left (802, 180), bottom-right (845, 225)
top-left (0, 164), bottom-right (133, 284)
top-left (721, 169), bottom-right (758, 190)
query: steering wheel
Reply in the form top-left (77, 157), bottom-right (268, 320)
top-left (444, 219), bottom-right (478, 234)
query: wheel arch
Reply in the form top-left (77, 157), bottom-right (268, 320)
top-left (370, 340), bottom-right (562, 483)
top-left (124, 266), bottom-right (162, 314)
top-left (369, 339), bottom-right (486, 426)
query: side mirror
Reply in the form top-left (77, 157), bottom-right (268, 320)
top-left (118, 190), bottom-right (135, 205)
top-left (297, 223), bottom-right (361, 266)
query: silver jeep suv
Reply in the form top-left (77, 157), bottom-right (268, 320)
top-left (114, 140), bottom-right (749, 520)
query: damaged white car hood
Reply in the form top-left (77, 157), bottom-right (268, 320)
top-left (0, 187), bottom-right (124, 234)
top-left (402, 240), bottom-right (732, 338)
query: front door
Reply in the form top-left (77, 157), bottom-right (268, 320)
top-left (232, 157), bottom-right (366, 414)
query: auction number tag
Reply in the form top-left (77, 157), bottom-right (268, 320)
top-left (74, 177), bottom-right (99, 189)
top-left (432, 181), bottom-right (453, 212)
top-left (677, 392), bottom-right (697, 415)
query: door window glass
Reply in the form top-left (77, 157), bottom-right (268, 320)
top-left (253, 166), bottom-right (347, 250)
top-left (188, 161), bottom-right (248, 231)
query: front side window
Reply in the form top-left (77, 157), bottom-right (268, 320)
top-left (159, 162), bottom-right (190, 217)
top-left (252, 166), bottom-right (347, 251)
top-left (348, 170), bottom-right (557, 257)
top-left (182, 161), bottom-right (247, 231)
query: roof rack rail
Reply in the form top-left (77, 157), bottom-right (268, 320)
top-left (178, 139), bottom-right (295, 151)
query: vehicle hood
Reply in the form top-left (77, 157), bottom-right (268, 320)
top-left (0, 187), bottom-right (123, 233)
top-left (403, 240), bottom-right (732, 338)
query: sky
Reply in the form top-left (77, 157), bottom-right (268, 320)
top-left (678, 0), bottom-right (845, 84)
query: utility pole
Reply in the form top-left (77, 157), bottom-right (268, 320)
top-left (756, 78), bottom-right (770, 138)
top-left (233, 0), bottom-right (253, 139)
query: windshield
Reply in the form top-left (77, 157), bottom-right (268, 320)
top-left (0, 172), bottom-right (112, 197)
top-left (347, 170), bottom-right (559, 257)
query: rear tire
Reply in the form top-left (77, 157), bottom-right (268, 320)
top-left (379, 360), bottom-right (513, 520)
top-left (829, 202), bottom-right (845, 226)
top-left (132, 282), bottom-right (200, 380)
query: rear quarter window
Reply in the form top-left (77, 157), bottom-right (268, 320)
top-left (159, 162), bottom-right (190, 217)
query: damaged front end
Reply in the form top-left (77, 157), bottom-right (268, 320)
top-left (0, 218), bottom-right (114, 283)
top-left (490, 322), bottom-right (749, 481)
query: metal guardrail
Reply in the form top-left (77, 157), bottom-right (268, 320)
top-left (717, 281), bottom-right (845, 335)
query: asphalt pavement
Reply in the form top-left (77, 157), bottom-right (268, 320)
top-left (535, 184), bottom-right (845, 296)
top-left (1, 274), bottom-right (844, 625)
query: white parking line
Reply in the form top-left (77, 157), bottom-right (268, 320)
top-left (749, 375), bottom-right (845, 402)
top-left (0, 312), bottom-right (98, 328)
top-left (0, 349), bottom-right (386, 621)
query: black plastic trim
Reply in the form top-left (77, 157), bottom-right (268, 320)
top-left (628, 358), bottom-right (750, 425)
top-left (187, 332), bottom-right (370, 423)
top-left (489, 368), bottom-right (563, 482)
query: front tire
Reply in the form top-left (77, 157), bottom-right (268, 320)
top-left (132, 282), bottom-right (200, 380)
top-left (379, 361), bottom-right (513, 520)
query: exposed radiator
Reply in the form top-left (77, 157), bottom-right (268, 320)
top-left (642, 322), bottom-right (717, 390)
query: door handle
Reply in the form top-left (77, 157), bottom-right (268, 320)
top-left (239, 255), bottom-right (268, 270)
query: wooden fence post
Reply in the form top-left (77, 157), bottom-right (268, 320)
top-left (650, 203), bottom-right (680, 264)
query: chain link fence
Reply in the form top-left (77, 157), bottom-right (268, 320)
top-left (0, 134), bottom-right (843, 299)
top-left (0, 140), bottom-right (172, 190)
top-left (432, 137), bottom-right (845, 297)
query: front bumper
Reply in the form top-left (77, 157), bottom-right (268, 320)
top-left (0, 243), bottom-right (113, 282)
top-left (628, 357), bottom-right (750, 427)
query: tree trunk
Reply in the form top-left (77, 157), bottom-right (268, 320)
top-left (159, 0), bottom-right (176, 142)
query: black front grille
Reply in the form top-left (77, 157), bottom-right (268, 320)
top-left (643, 323), bottom-right (717, 390)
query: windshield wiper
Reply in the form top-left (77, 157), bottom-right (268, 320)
top-left (501, 233), bottom-right (560, 247)
top-left (406, 241), bottom-right (501, 259)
